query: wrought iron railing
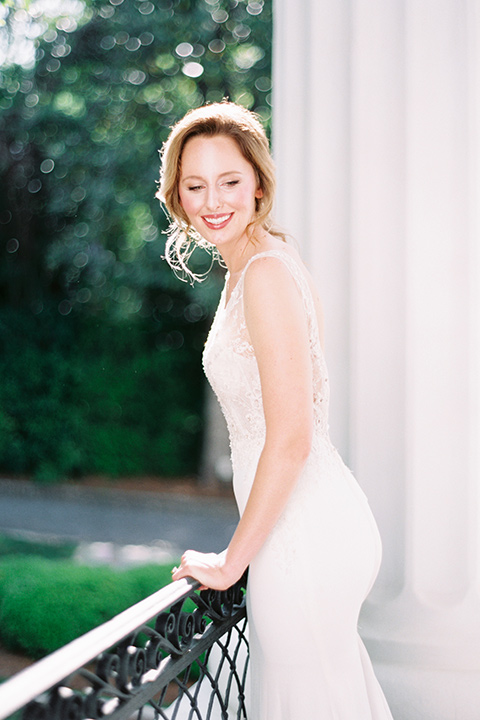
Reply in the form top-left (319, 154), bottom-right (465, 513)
top-left (0, 572), bottom-right (249, 720)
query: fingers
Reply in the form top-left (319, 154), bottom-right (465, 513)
top-left (170, 551), bottom-right (193, 582)
top-left (170, 550), bottom-right (226, 589)
top-left (171, 563), bottom-right (187, 582)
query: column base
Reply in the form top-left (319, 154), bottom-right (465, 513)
top-left (360, 592), bottom-right (480, 720)
top-left (373, 663), bottom-right (480, 720)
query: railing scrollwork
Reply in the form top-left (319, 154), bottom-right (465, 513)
top-left (0, 572), bottom-right (249, 720)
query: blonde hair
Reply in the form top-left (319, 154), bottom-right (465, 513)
top-left (156, 101), bottom-right (285, 282)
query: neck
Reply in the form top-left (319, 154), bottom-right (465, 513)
top-left (222, 228), bottom-right (267, 276)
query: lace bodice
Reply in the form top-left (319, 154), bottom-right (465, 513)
top-left (203, 250), bottom-right (331, 470)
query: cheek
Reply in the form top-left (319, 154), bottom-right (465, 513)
top-left (178, 190), bottom-right (197, 218)
top-left (237, 184), bottom-right (258, 209)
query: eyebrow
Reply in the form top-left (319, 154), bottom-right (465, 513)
top-left (180, 171), bottom-right (243, 182)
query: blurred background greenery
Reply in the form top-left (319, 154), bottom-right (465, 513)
top-left (0, 0), bottom-right (272, 482)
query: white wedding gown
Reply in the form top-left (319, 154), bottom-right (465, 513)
top-left (203, 249), bottom-right (394, 720)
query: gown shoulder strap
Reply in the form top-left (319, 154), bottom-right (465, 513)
top-left (240, 250), bottom-right (313, 310)
top-left (238, 249), bottom-right (321, 349)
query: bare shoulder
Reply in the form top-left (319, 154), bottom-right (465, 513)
top-left (244, 245), bottom-right (326, 349)
top-left (243, 253), bottom-right (303, 308)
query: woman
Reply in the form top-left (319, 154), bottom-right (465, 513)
top-left (157, 101), bottom-right (393, 719)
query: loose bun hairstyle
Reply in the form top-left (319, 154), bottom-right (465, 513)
top-left (156, 101), bottom-right (284, 282)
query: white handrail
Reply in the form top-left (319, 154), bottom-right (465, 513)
top-left (0, 577), bottom-right (199, 720)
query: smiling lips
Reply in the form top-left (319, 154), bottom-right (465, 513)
top-left (202, 213), bottom-right (233, 229)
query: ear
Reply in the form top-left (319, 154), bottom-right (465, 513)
top-left (255, 187), bottom-right (264, 199)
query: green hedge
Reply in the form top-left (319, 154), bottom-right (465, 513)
top-left (0, 556), bottom-right (176, 658)
top-left (0, 535), bottom-right (76, 561)
top-left (0, 305), bottom-right (206, 481)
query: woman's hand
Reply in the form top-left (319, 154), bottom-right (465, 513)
top-left (170, 549), bottom-right (239, 591)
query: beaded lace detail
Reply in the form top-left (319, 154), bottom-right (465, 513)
top-left (203, 250), bottom-right (331, 470)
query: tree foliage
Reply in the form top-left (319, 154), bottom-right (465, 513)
top-left (0, 0), bottom-right (272, 480)
top-left (0, 0), bottom-right (272, 311)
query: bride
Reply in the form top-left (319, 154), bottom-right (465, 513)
top-left (157, 101), bottom-right (393, 719)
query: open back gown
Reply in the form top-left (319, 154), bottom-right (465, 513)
top-left (203, 249), bottom-right (394, 720)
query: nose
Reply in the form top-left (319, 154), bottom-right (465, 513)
top-left (205, 185), bottom-right (221, 211)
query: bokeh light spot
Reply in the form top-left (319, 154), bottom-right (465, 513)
top-left (247, 1), bottom-right (264, 15)
top-left (182, 62), bottom-right (204, 78)
top-left (255, 76), bottom-right (271, 92)
top-left (155, 98), bottom-right (173, 114)
top-left (138, 2), bottom-right (154, 14)
top-left (100, 36), bottom-right (116, 50)
top-left (56, 17), bottom-right (78, 32)
top-left (166, 330), bottom-right (184, 349)
top-left (46, 58), bottom-right (61, 72)
top-left (25, 93), bottom-right (39, 107)
top-left (6, 238), bottom-right (20, 254)
top-left (126, 37), bottom-right (141, 52)
top-left (115, 285), bottom-right (131, 303)
top-left (51, 44), bottom-right (71, 58)
top-left (76, 288), bottom-right (92, 303)
top-left (155, 53), bottom-right (177, 71)
top-left (233, 24), bottom-right (251, 40)
top-left (208, 39), bottom-right (225, 54)
top-left (40, 159), bottom-right (55, 173)
top-left (28, 179), bottom-right (42, 193)
top-left (71, 186), bottom-right (86, 202)
top-left (124, 69), bottom-right (146, 85)
top-left (58, 300), bottom-right (72, 316)
top-left (99, 5), bottom-right (115, 18)
top-left (233, 45), bottom-right (264, 70)
top-left (115, 31), bottom-right (129, 45)
top-left (73, 251), bottom-right (89, 268)
top-left (184, 303), bottom-right (205, 322)
top-left (211, 9), bottom-right (228, 23)
top-left (176, 42), bottom-right (193, 58)
top-left (43, 29), bottom-right (58, 43)
top-left (233, 90), bottom-right (254, 108)
top-left (74, 222), bottom-right (89, 237)
top-left (139, 32), bottom-right (154, 45)
top-left (53, 90), bottom-right (86, 117)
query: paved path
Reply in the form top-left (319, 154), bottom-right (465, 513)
top-left (0, 479), bottom-right (238, 563)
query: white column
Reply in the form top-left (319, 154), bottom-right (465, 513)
top-left (272, 0), bottom-right (352, 458)
top-left (273, 1), bottom-right (480, 718)
top-left (404, 0), bottom-right (471, 606)
top-left (349, 0), bottom-right (407, 596)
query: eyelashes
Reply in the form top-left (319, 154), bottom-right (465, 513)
top-left (186, 179), bottom-right (241, 192)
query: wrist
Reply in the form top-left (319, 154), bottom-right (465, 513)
top-left (222, 549), bottom-right (247, 587)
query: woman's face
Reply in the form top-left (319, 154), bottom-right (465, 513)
top-left (178, 134), bottom-right (263, 254)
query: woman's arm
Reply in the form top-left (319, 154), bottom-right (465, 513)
top-left (172, 257), bottom-right (314, 589)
